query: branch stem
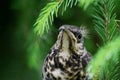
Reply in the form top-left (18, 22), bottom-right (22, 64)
top-left (103, 0), bottom-right (110, 42)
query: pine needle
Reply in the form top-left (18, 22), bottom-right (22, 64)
top-left (87, 37), bottom-right (120, 80)
top-left (34, 0), bottom-right (79, 36)
top-left (34, 2), bottom-right (59, 36)
top-left (93, 0), bottom-right (120, 44)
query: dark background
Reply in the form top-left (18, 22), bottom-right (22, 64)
top-left (0, 0), bottom-right (120, 80)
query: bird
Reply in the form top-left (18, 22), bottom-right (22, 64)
top-left (42, 25), bottom-right (92, 80)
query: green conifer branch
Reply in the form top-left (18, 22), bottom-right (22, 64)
top-left (34, 0), bottom-right (78, 36)
top-left (87, 37), bottom-right (120, 80)
top-left (87, 0), bottom-right (120, 79)
top-left (93, 0), bottom-right (119, 44)
top-left (34, 1), bottom-right (59, 36)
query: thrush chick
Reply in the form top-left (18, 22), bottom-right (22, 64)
top-left (42, 25), bottom-right (92, 80)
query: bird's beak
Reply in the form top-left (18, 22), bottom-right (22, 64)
top-left (58, 27), bottom-right (77, 50)
top-left (63, 28), bottom-right (77, 43)
top-left (59, 26), bottom-right (76, 40)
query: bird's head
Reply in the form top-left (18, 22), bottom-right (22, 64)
top-left (54, 25), bottom-right (88, 55)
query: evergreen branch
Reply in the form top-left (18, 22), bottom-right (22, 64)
top-left (34, 0), bottom-right (79, 36)
top-left (87, 37), bottom-right (120, 80)
top-left (87, 0), bottom-right (120, 79)
top-left (103, 0), bottom-right (109, 41)
top-left (93, 0), bottom-right (119, 44)
top-left (34, 2), bottom-right (59, 36)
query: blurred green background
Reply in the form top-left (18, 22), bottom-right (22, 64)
top-left (0, 0), bottom-right (120, 80)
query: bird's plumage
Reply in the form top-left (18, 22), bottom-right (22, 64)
top-left (42, 25), bottom-right (92, 80)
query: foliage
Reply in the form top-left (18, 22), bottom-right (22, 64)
top-left (34, 1), bottom-right (59, 36)
top-left (34, 0), bottom-right (78, 36)
top-left (87, 0), bottom-right (120, 80)
top-left (87, 37), bottom-right (120, 80)
top-left (93, 0), bottom-right (120, 44)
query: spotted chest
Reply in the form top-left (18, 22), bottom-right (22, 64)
top-left (42, 49), bottom-right (89, 80)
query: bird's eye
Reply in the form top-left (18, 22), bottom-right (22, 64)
top-left (77, 34), bottom-right (82, 39)
top-left (73, 32), bottom-right (82, 39)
